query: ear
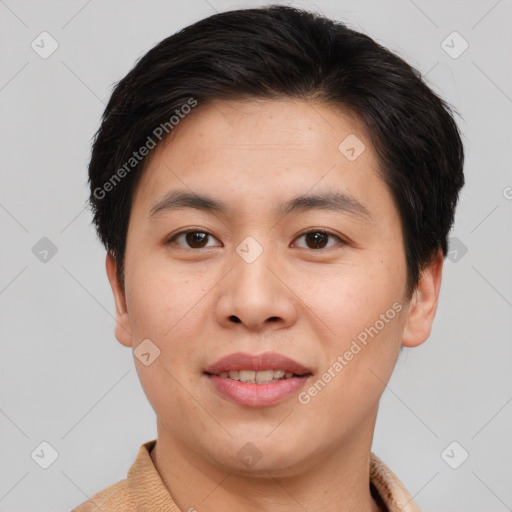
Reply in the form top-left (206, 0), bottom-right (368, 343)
top-left (401, 248), bottom-right (444, 348)
top-left (105, 252), bottom-right (133, 347)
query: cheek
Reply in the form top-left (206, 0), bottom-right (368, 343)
top-left (303, 295), bottom-right (405, 423)
top-left (299, 255), bottom-right (407, 393)
top-left (124, 260), bottom-right (215, 398)
top-left (127, 266), bottom-right (206, 406)
top-left (125, 257), bottom-right (204, 341)
top-left (301, 256), bottom-right (406, 332)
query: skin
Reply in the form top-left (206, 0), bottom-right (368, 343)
top-left (106, 98), bottom-right (443, 512)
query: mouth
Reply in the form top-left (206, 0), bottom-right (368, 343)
top-left (206, 369), bottom-right (310, 384)
top-left (204, 352), bottom-right (312, 407)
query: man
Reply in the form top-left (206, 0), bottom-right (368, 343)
top-left (73, 5), bottom-right (464, 511)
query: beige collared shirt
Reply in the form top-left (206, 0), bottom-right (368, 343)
top-left (72, 440), bottom-right (421, 512)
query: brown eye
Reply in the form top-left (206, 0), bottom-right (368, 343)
top-left (294, 230), bottom-right (343, 250)
top-left (169, 230), bottom-right (220, 249)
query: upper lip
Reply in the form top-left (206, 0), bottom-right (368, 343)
top-left (204, 352), bottom-right (312, 375)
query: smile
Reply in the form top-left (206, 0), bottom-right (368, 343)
top-left (204, 352), bottom-right (312, 407)
top-left (213, 369), bottom-right (306, 384)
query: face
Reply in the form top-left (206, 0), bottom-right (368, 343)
top-left (107, 98), bottom-right (441, 475)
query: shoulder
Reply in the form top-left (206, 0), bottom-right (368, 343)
top-left (370, 452), bottom-right (422, 512)
top-left (71, 478), bottom-right (135, 512)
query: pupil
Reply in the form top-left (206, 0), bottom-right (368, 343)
top-left (307, 232), bottom-right (327, 249)
top-left (187, 232), bottom-right (207, 248)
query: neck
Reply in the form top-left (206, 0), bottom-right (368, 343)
top-left (150, 417), bottom-right (383, 512)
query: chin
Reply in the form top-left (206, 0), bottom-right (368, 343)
top-left (203, 430), bottom-right (317, 476)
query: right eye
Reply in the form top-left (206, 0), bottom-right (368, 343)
top-left (166, 230), bottom-right (222, 249)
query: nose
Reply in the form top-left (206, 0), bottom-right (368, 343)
top-left (215, 240), bottom-right (299, 332)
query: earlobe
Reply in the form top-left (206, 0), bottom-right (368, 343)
top-left (105, 252), bottom-right (133, 347)
top-left (401, 249), bottom-right (444, 348)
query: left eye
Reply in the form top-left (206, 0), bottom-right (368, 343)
top-left (293, 230), bottom-right (344, 250)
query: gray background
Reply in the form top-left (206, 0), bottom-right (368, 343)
top-left (1, 1), bottom-right (511, 511)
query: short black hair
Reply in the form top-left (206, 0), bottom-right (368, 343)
top-left (88, 4), bottom-right (464, 298)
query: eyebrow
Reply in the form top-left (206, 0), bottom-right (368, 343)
top-left (148, 189), bottom-right (371, 221)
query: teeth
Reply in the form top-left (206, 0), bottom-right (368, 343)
top-left (255, 370), bottom-right (274, 383)
top-left (218, 369), bottom-right (297, 383)
top-left (238, 370), bottom-right (256, 382)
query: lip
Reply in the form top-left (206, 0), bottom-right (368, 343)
top-left (204, 351), bottom-right (311, 375)
top-left (204, 352), bottom-right (312, 408)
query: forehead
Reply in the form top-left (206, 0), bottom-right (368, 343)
top-left (131, 98), bottom-right (388, 219)
top-left (160, 98), bottom-right (371, 158)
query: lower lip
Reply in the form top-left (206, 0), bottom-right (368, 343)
top-left (207, 374), bottom-right (310, 407)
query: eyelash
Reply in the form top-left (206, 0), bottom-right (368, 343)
top-left (166, 229), bottom-right (346, 251)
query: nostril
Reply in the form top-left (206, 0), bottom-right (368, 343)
top-left (229, 315), bottom-right (241, 323)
